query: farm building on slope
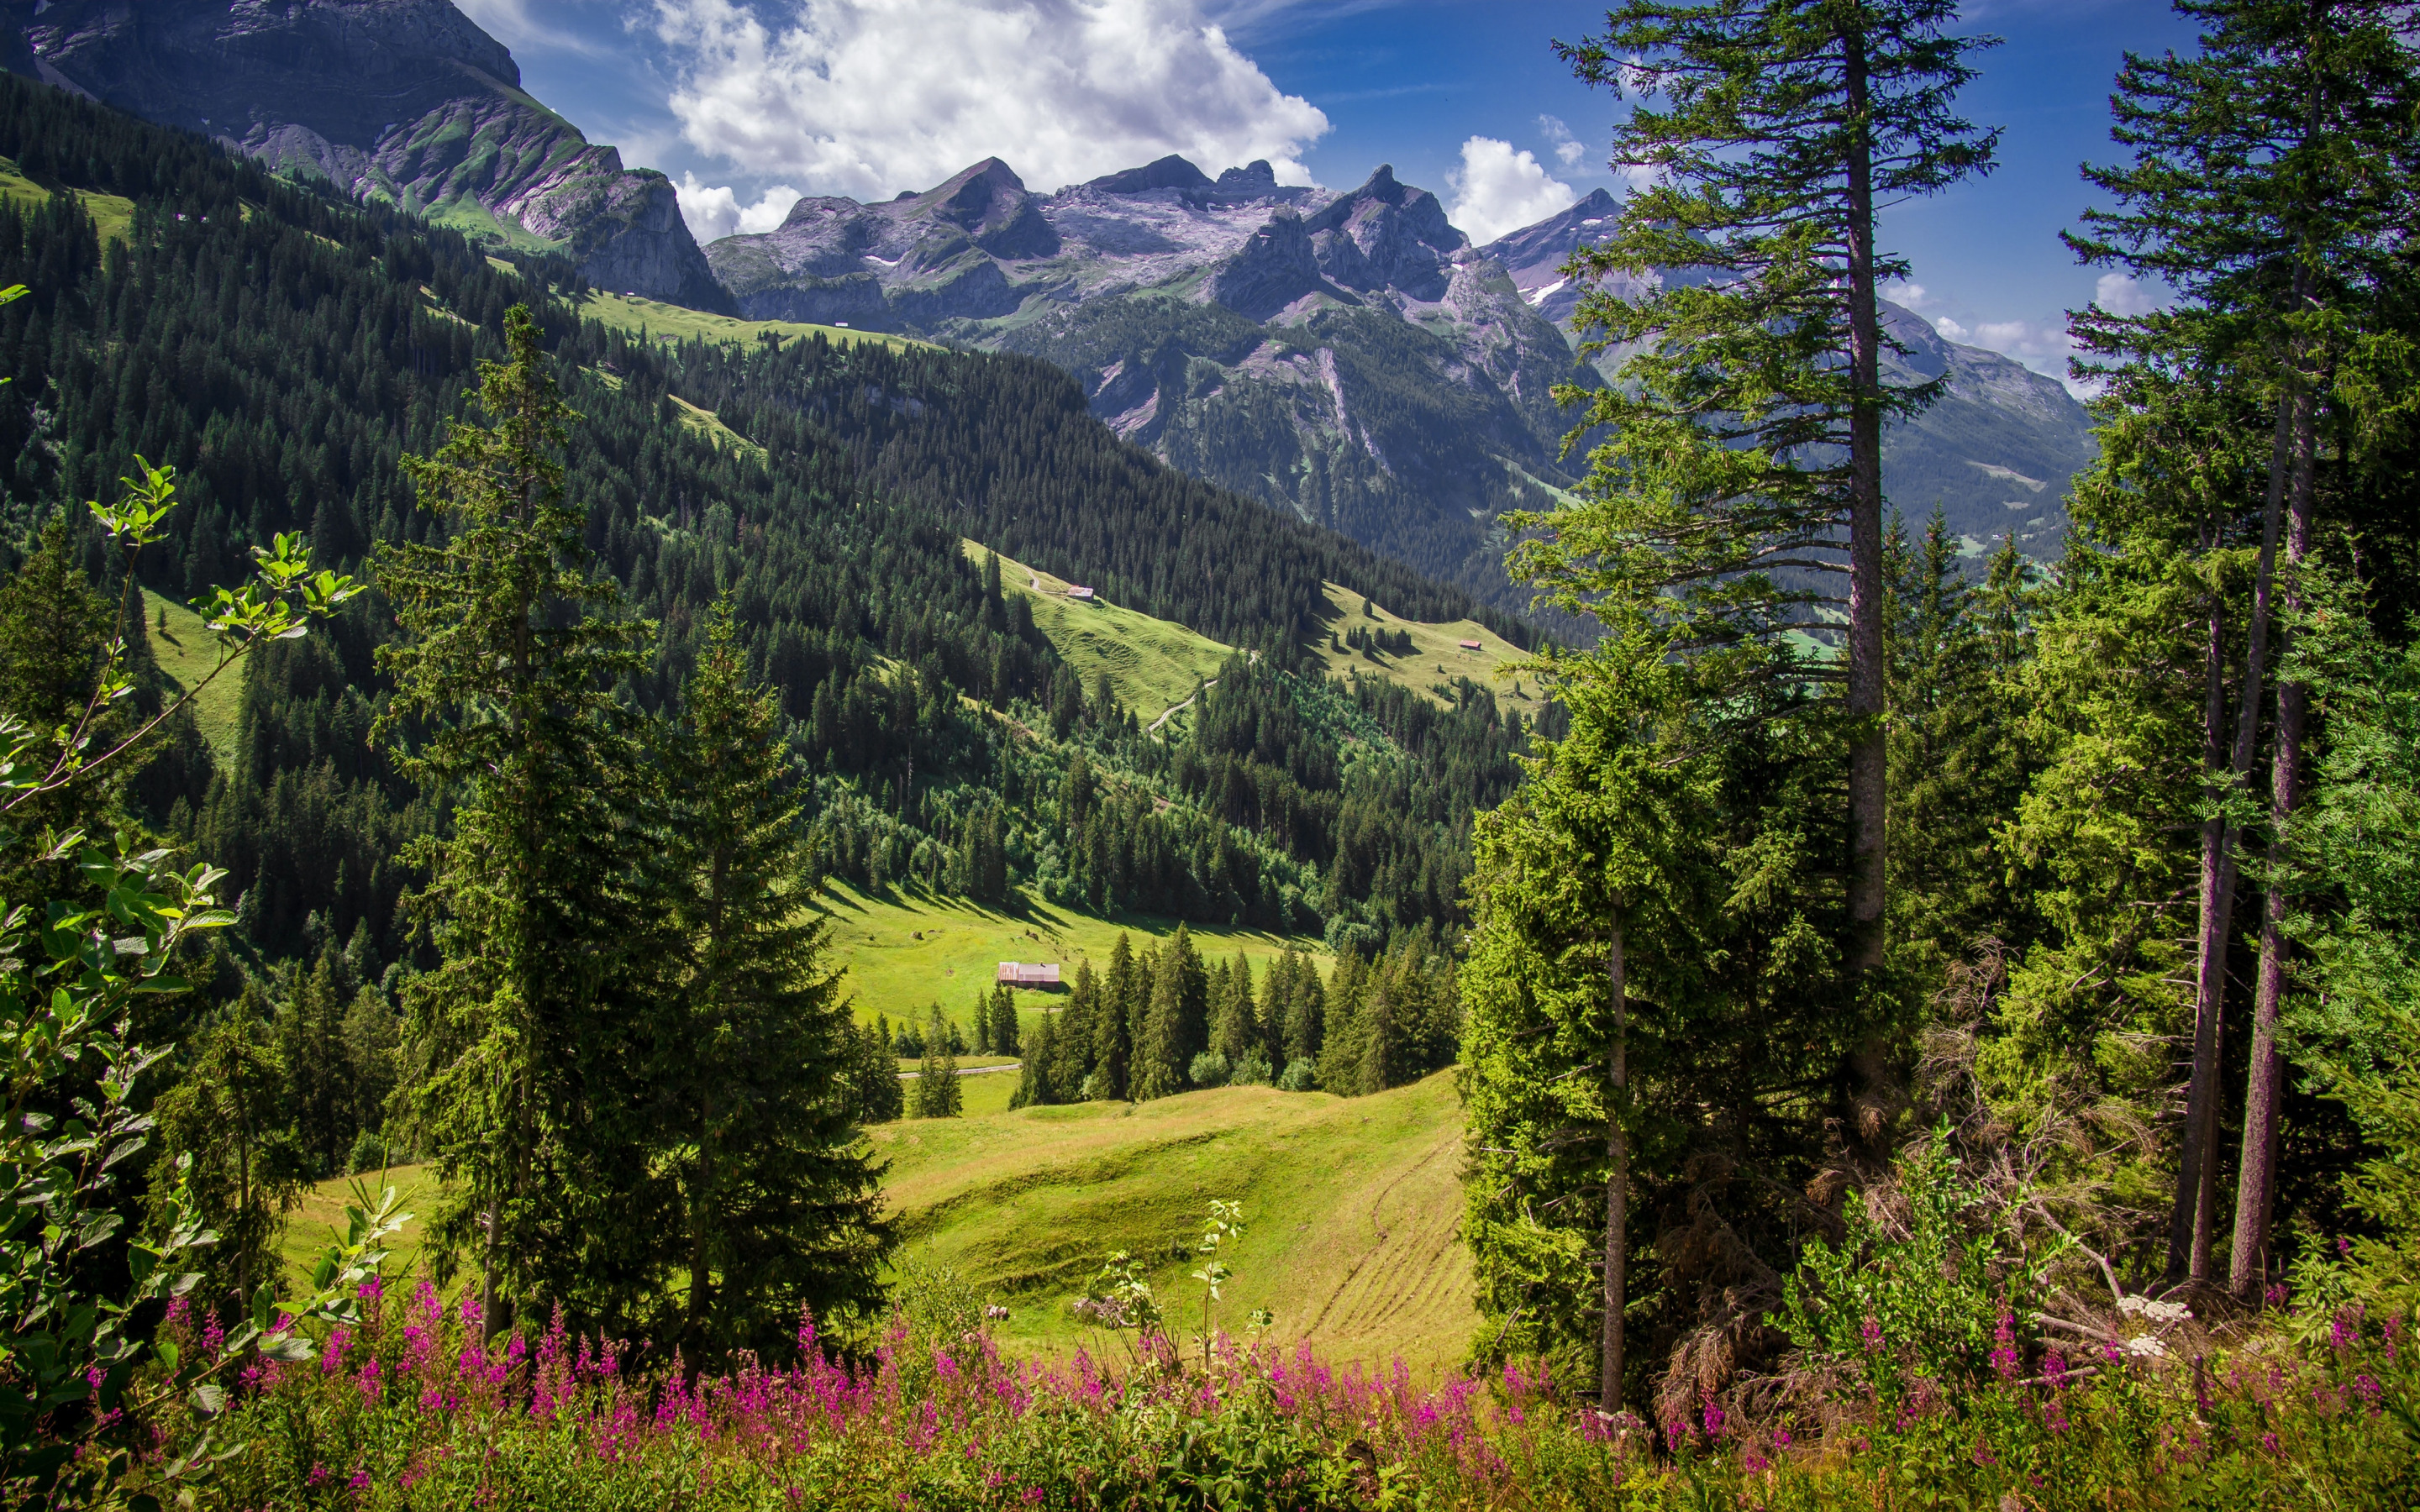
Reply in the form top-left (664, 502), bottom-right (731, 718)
top-left (996, 962), bottom-right (1061, 987)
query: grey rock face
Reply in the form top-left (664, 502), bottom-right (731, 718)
top-left (13, 0), bottom-right (733, 311)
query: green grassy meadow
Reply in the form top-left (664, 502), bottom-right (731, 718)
top-left (277, 1163), bottom-right (438, 1292)
top-left (814, 879), bottom-right (1324, 1032)
top-left (0, 153), bottom-right (135, 244)
top-left (1311, 581), bottom-right (1546, 720)
top-left (964, 539), bottom-right (1237, 726)
top-left (143, 589), bottom-right (247, 764)
top-left (576, 290), bottom-right (928, 354)
top-left (876, 1070), bottom-right (1475, 1376)
top-left (281, 1070), bottom-right (1474, 1377)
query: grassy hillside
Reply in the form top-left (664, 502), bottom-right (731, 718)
top-left (876, 1070), bottom-right (1474, 1376)
top-left (142, 589), bottom-right (246, 764)
top-left (0, 152), bottom-right (135, 243)
top-left (576, 289), bottom-right (926, 354)
top-left (815, 879), bottom-right (1323, 1031)
top-left (277, 1163), bottom-right (437, 1289)
top-left (1312, 581), bottom-right (1545, 718)
top-left (965, 539), bottom-right (1236, 726)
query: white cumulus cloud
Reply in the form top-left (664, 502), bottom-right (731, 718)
top-left (1447, 136), bottom-right (1576, 244)
top-left (2094, 271), bottom-right (2163, 317)
top-left (649, 0), bottom-right (1329, 201)
top-left (1538, 113), bottom-right (1589, 169)
top-left (1880, 278), bottom-right (1934, 310)
top-left (1968, 318), bottom-right (2095, 396)
top-left (676, 173), bottom-right (806, 242)
top-left (1933, 314), bottom-right (1968, 340)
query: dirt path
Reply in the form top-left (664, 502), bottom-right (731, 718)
top-left (898, 1063), bottom-right (1023, 1080)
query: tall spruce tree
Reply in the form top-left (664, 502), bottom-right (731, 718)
top-left (2066, 0), bottom-right (2420, 1289)
top-left (644, 598), bottom-right (889, 1358)
top-left (1539, 0), bottom-right (1999, 993)
top-left (1092, 933), bottom-right (1135, 1100)
top-left (375, 305), bottom-right (654, 1333)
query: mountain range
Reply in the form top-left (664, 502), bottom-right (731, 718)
top-left (5, 0), bottom-right (2095, 617)
top-left (3, 0), bottom-right (733, 311)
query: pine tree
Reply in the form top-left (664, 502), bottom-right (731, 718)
top-left (1092, 933), bottom-right (1135, 1100)
top-left (150, 992), bottom-right (308, 1316)
top-left (1057, 959), bottom-right (1098, 1095)
top-left (849, 1021), bottom-right (905, 1126)
top-left (374, 304), bottom-right (654, 1333)
top-left (1540, 0), bottom-right (1999, 993)
top-left (2065, 0), bottom-right (2420, 1289)
top-left (1134, 941), bottom-right (1186, 1102)
top-left (990, 983), bottom-right (1020, 1056)
top-left (645, 597), bottom-right (890, 1358)
top-left (275, 952), bottom-right (352, 1179)
top-left (914, 1005), bottom-right (964, 1118)
top-left (1210, 951), bottom-right (1257, 1063)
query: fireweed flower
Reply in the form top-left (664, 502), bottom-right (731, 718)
top-left (1991, 1308), bottom-right (2019, 1383)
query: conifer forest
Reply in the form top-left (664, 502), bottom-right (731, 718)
top-left (5, 2), bottom-right (2420, 1508)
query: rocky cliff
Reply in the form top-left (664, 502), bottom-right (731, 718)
top-left (707, 154), bottom-right (2094, 611)
top-left (7, 0), bottom-right (733, 311)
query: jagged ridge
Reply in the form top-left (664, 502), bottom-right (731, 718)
top-left (6, 0), bottom-right (733, 311)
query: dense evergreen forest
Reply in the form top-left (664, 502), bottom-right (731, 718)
top-left (0, 67), bottom-right (1526, 1450)
top-left (1458, 0), bottom-right (2420, 1448)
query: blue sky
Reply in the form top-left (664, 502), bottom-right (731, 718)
top-left (460, 0), bottom-right (2200, 385)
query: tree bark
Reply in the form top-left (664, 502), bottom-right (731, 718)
top-left (2231, 366), bottom-right (2319, 1294)
top-left (1841, 29), bottom-right (1887, 979)
top-left (1600, 914), bottom-right (1628, 1417)
top-left (2165, 391), bottom-right (2293, 1284)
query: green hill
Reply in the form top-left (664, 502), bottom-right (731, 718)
top-left (1310, 580), bottom-right (1547, 720)
top-left (967, 539), bottom-right (1235, 726)
top-left (576, 288), bottom-right (927, 354)
top-left (875, 1070), bottom-right (1475, 1376)
top-left (139, 589), bottom-right (250, 764)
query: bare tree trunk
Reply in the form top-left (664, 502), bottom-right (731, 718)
top-left (2176, 576), bottom-right (2231, 1282)
top-left (1841, 30), bottom-right (1887, 980)
top-left (2165, 391), bottom-right (2293, 1283)
top-left (1600, 915), bottom-right (1628, 1417)
top-left (2231, 370), bottom-right (2320, 1294)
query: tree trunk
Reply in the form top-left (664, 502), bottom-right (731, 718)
top-left (690, 1093), bottom-right (716, 1348)
top-left (2231, 368), bottom-right (2319, 1294)
top-left (2165, 391), bottom-right (2293, 1284)
top-left (2174, 577), bottom-right (2231, 1283)
top-left (1600, 914), bottom-right (1628, 1417)
top-left (1840, 29), bottom-right (1887, 979)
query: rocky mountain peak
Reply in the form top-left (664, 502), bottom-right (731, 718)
top-left (1086, 155), bottom-right (1215, 195)
top-left (13, 0), bottom-right (730, 310)
top-left (1215, 160), bottom-right (1279, 197)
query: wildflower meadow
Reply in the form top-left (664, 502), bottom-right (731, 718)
top-left (82, 1237), bottom-right (2410, 1510)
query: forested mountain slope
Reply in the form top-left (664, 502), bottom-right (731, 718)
top-left (0, 71), bottom-right (1533, 997)
top-left (2, 0), bottom-right (729, 309)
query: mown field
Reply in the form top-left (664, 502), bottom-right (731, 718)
top-left (876, 1071), bottom-right (1475, 1377)
top-left (967, 539), bottom-right (1236, 726)
top-left (1311, 581), bottom-right (1545, 719)
top-left (143, 588), bottom-right (247, 763)
top-left (813, 879), bottom-right (1323, 1032)
top-left (277, 1074), bottom-right (1473, 1379)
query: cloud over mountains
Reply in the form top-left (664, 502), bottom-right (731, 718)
top-left (652, 0), bottom-right (1328, 219)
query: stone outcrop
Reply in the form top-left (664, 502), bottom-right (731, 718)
top-left (9, 0), bottom-right (733, 311)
